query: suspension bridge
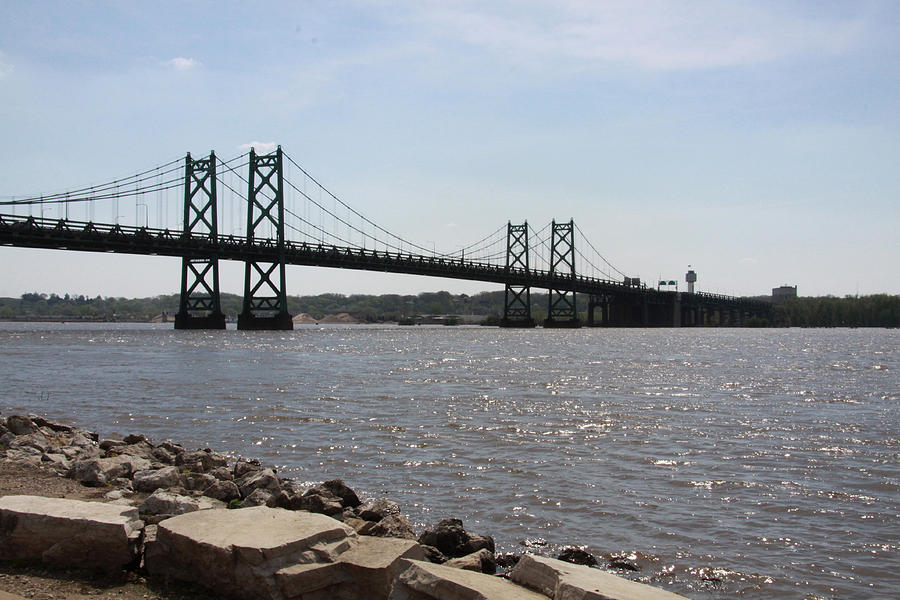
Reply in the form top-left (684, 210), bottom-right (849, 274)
top-left (0, 146), bottom-right (770, 329)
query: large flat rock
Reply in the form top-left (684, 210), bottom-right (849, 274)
top-left (389, 559), bottom-right (549, 600)
top-left (0, 495), bottom-right (143, 572)
top-left (337, 536), bottom-right (425, 599)
top-left (145, 505), bottom-right (357, 600)
top-left (510, 554), bottom-right (690, 600)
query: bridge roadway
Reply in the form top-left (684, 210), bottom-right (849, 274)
top-left (0, 214), bottom-right (770, 326)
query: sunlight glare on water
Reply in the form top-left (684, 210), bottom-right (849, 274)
top-left (1, 323), bottom-right (898, 599)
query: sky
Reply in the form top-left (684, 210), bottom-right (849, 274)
top-left (1, 0), bottom-right (898, 299)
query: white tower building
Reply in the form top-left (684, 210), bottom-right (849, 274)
top-left (686, 267), bottom-right (697, 294)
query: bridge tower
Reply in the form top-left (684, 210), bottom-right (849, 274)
top-left (237, 146), bottom-right (294, 330)
top-left (544, 219), bottom-right (581, 328)
top-left (500, 222), bottom-right (535, 327)
top-left (174, 152), bottom-right (226, 330)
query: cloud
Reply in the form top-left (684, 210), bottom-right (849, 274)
top-left (0, 51), bottom-right (12, 78)
top-left (165, 57), bottom-right (201, 71)
top-left (740, 257), bottom-right (759, 265)
top-left (408, 0), bottom-right (864, 71)
top-left (238, 141), bottom-right (278, 154)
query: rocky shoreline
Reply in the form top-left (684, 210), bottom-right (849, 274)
top-left (0, 411), bottom-right (688, 600)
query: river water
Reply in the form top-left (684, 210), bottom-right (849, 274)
top-left (1, 323), bottom-right (897, 598)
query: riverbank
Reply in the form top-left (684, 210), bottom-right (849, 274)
top-left (0, 460), bottom-right (215, 600)
top-left (0, 411), bottom-right (679, 600)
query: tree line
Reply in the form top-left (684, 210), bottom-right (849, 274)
top-left (772, 294), bottom-right (899, 327)
top-left (1, 291), bottom-right (897, 327)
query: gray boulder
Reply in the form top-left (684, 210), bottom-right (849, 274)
top-left (510, 554), bottom-right (691, 600)
top-left (203, 480), bottom-right (241, 502)
top-left (6, 415), bottom-right (37, 436)
top-left (389, 559), bottom-right (548, 600)
top-left (237, 468), bottom-right (282, 498)
top-left (139, 488), bottom-right (225, 520)
top-left (70, 454), bottom-right (151, 486)
top-left (183, 471), bottom-right (217, 491)
top-left (241, 488), bottom-right (274, 507)
top-left (359, 498), bottom-right (401, 522)
top-left (417, 518), bottom-right (494, 558)
top-left (0, 495), bottom-right (143, 573)
top-left (176, 449), bottom-right (228, 473)
top-left (445, 548), bottom-right (497, 574)
top-left (369, 514), bottom-right (417, 541)
top-left (145, 506), bottom-right (356, 600)
top-left (133, 466), bottom-right (183, 493)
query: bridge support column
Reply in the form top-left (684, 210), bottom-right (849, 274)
top-left (501, 222), bottom-right (535, 327)
top-left (544, 219), bottom-right (581, 328)
top-left (238, 146), bottom-right (293, 331)
top-left (175, 152), bottom-right (226, 330)
top-left (587, 294), bottom-right (608, 327)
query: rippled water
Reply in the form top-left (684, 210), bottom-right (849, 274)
top-left (1, 323), bottom-right (897, 598)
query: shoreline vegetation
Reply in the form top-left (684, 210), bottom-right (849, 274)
top-left (0, 412), bottom-right (686, 600)
top-left (1, 291), bottom-right (898, 327)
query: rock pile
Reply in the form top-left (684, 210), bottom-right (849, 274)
top-left (1, 412), bottom-right (691, 600)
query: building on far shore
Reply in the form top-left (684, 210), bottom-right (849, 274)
top-left (772, 285), bottom-right (798, 303)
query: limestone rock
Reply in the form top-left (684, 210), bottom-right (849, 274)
top-left (113, 441), bottom-right (156, 462)
top-left (241, 488), bottom-right (275, 507)
top-left (275, 561), bottom-right (349, 599)
top-left (510, 554), bottom-right (690, 600)
top-left (234, 458), bottom-right (263, 478)
top-left (209, 465), bottom-right (234, 481)
top-left (420, 544), bottom-right (448, 564)
top-left (70, 455), bottom-right (151, 486)
top-left (123, 433), bottom-right (150, 445)
top-left (369, 514), bottom-right (417, 540)
top-left (389, 559), bottom-right (548, 600)
top-left (145, 506), bottom-right (357, 600)
top-left (319, 479), bottom-right (361, 508)
top-left (138, 488), bottom-right (224, 520)
top-left (151, 446), bottom-right (176, 464)
top-left (158, 440), bottom-right (185, 456)
top-left (299, 491), bottom-right (344, 516)
top-left (0, 495), bottom-right (143, 573)
top-left (133, 466), bottom-right (183, 492)
top-left (176, 449), bottom-right (228, 473)
top-left (417, 518), bottom-right (493, 558)
top-left (6, 415), bottom-right (37, 436)
top-left (183, 471), bottom-right (217, 491)
top-left (99, 439), bottom-right (127, 451)
top-left (204, 479), bottom-right (241, 502)
top-left (8, 432), bottom-right (51, 453)
top-left (557, 546), bottom-right (598, 567)
top-left (41, 452), bottom-right (71, 473)
top-left (359, 498), bottom-right (401, 522)
top-left (4, 448), bottom-right (42, 467)
top-left (238, 468), bottom-right (282, 498)
top-left (331, 536), bottom-right (425, 600)
top-left (445, 548), bottom-right (496, 574)
top-left (30, 415), bottom-right (75, 434)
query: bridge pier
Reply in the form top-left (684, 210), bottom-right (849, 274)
top-left (587, 294), bottom-right (609, 327)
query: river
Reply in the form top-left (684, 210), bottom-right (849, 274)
top-left (1, 323), bottom-right (897, 598)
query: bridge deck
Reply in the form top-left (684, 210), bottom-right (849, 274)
top-left (0, 214), bottom-right (764, 311)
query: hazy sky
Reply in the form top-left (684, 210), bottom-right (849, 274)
top-left (1, 1), bottom-right (898, 298)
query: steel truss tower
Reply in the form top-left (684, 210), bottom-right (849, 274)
top-left (174, 152), bottom-right (226, 330)
top-left (501, 222), bottom-right (535, 327)
top-left (544, 219), bottom-right (581, 328)
top-left (237, 146), bottom-right (293, 330)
